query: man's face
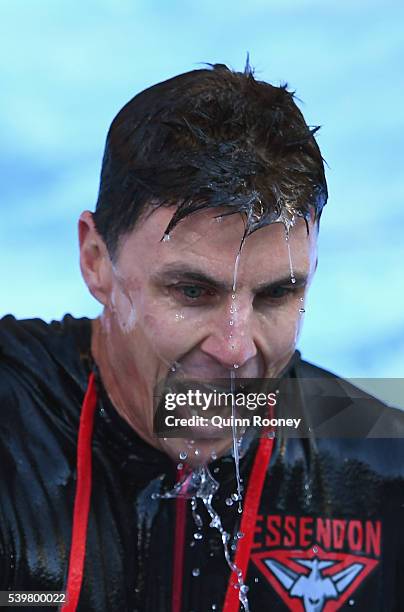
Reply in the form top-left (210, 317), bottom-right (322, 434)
top-left (89, 206), bottom-right (318, 466)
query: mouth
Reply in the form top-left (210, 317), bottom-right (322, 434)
top-left (153, 377), bottom-right (265, 441)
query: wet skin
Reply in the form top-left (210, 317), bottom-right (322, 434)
top-left (79, 206), bottom-right (318, 466)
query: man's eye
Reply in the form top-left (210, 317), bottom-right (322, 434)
top-left (259, 286), bottom-right (294, 300)
top-left (172, 285), bottom-right (215, 301)
top-left (181, 286), bottom-right (204, 299)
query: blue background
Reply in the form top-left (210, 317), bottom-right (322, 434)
top-left (1, 1), bottom-right (403, 385)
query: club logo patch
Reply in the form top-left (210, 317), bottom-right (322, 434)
top-left (251, 515), bottom-right (380, 611)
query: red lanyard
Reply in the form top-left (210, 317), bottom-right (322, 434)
top-left (62, 372), bottom-right (274, 612)
top-left (223, 434), bottom-right (274, 611)
top-left (62, 372), bottom-right (97, 612)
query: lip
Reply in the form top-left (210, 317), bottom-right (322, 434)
top-left (174, 350), bottom-right (266, 380)
top-left (175, 368), bottom-right (263, 380)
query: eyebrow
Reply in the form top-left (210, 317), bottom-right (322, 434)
top-left (151, 263), bottom-right (309, 294)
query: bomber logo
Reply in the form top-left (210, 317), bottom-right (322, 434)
top-left (251, 515), bottom-right (380, 611)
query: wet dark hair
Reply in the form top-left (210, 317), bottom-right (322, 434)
top-left (93, 61), bottom-right (327, 259)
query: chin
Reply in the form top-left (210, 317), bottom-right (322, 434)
top-left (160, 436), bottom-right (232, 468)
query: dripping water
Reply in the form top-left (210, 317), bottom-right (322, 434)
top-left (285, 231), bottom-right (296, 285)
top-left (155, 467), bottom-right (249, 609)
top-left (222, 247), bottom-right (250, 610)
top-left (280, 211), bottom-right (296, 285)
top-left (232, 250), bottom-right (241, 294)
top-left (194, 469), bottom-right (250, 611)
top-left (230, 369), bottom-right (243, 514)
top-left (230, 249), bottom-right (244, 514)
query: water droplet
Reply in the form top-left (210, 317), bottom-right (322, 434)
top-left (254, 577), bottom-right (259, 583)
top-left (300, 297), bottom-right (304, 302)
top-left (313, 546), bottom-right (318, 553)
top-left (179, 451), bottom-right (188, 460)
top-left (240, 585), bottom-right (249, 594)
top-left (237, 506), bottom-right (243, 514)
top-left (231, 543), bottom-right (237, 551)
top-left (210, 451), bottom-right (217, 460)
top-left (163, 233), bottom-right (171, 242)
top-left (213, 467), bottom-right (220, 474)
top-left (231, 493), bottom-right (240, 501)
top-left (233, 363), bottom-right (239, 369)
top-left (229, 320), bottom-right (234, 326)
top-left (151, 493), bottom-right (158, 500)
top-left (194, 532), bottom-right (203, 540)
top-left (299, 307), bottom-right (305, 314)
top-left (177, 463), bottom-right (183, 470)
top-left (291, 276), bottom-right (296, 284)
top-left (231, 294), bottom-right (236, 299)
top-left (349, 600), bottom-right (355, 606)
top-left (225, 498), bottom-right (233, 506)
top-left (211, 605), bottom-right (217, 610)
top-left (194, 449), bottom-right (200, 456)
top-left (267, 431), bottom-right (275, 439)
top-left (216, 216), bottom-right (223, 223)
top-left (171, 365), bottom-right (176, 372)
top-left (192, 568), bottom-right (200, 577)
top-left (237, 531), bottom-right (245, 539)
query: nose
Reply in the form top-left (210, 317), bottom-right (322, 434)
top-left (199, 298), bottom-right (258, 370)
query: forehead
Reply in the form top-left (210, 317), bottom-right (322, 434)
top-left (116, 206), bottom-right (318, 284)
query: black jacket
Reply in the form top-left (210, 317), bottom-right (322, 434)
top-left (1, 315), bottom-right (404, 611)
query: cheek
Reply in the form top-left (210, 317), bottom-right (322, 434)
top-left (259, 305), bottom-right (301, 357)
top-left (110, 287), bottom-right (137, 334)
top-left (137, 310), bottom-right (200, 362)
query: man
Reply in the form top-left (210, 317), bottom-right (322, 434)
top-left (1, 63), bottom-right (404, 612)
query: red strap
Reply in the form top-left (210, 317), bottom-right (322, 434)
top-left (223, 435), bottom-right (274, 612)
top-left (62, 372), bottom-right (97, 612)
top-left (171, 467), bottom-right (191, 612)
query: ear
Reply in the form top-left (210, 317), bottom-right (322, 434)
top-left (78, 211), bottom-right (112, 306)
